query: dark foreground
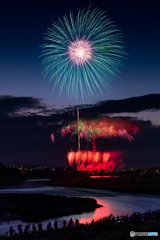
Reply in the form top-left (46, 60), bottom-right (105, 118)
top-left (0, 193), bottom-right (100, 222)
top-left (1, 209), bottom-right (160, 240)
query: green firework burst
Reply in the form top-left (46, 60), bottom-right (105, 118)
top-left (41, 7), bottom-right (126, 99)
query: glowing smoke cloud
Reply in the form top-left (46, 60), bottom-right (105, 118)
top-left (41, 7), bottom-right (126, 99)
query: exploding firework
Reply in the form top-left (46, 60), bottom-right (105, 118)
top-left (41, 7), bottom-right (126, 99)
top-left (61, 117), bottom-right (139, 144)
top-left (62, 117), bottom-right (138, 172)
top-left (67, 150), bottom-right (125, 172)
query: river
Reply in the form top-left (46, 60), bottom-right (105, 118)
top-left (0, 179), bottom-right (160, 235)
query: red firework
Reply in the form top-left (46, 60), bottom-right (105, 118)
top-left (60, 116), bottom-right (139, 172)
top-left (67, 151), bottom-right (125, 173)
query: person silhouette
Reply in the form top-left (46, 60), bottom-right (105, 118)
top-left (18, 224), bottom-right (22, 235)
top-left (38, 221), bottom-right (42, 232)
top-left (63, 219), bottom-right (67, 228)
top-left (24, 224), bottom-right (30, 234)
top-left (75, 219), bottom-right (79, 227)
top-left (9, 226), bottom-right (15, 236)
top-left (47, 222), bottom-right (52, 230)
top-left (54, 220), bottom-right (58, 229)
top-left (68, 218), bottom-right (73, 227)
top-left (32, 224), bottom-right (36, 233)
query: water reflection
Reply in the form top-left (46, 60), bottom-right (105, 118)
top-left (90, 176), bottom-right (119, 178)
top-left (0, 180), bottom-right (160, 235)
top-left (61, 198), bottom-right (112, 224)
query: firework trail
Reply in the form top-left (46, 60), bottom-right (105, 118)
top-left (51, 133), bottom-right (55, 143)
top-left (41, 7), bottom-right (126, 99)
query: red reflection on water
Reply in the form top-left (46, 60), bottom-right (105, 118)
top-left (90, 176), bottom-right (119, 178)
top-left (78, 199), bottom-right (112, 224)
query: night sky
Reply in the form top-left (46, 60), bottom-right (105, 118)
top-left (0, 0), bottom-right (160, 169)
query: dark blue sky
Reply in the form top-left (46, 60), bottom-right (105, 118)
top-left (0, 0), bottom-right (160, 106)
top-left (0, 0), bottom-right (160, 168)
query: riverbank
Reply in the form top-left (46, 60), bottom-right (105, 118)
top-left (48, 174), bottom-right (160, 195)
top-left (0, 193), bottom-right (101, 222)
top-left (1, 209), bottom-right (159, 240)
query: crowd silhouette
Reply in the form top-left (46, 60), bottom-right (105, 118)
top-left (3, 209), bottom-right (160, 237)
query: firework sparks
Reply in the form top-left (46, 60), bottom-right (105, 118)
top-left (61, 117), bottom-right (139, 143)
top-left (67, 39), bottom-right (93, 65)
top-left (41, 7), bottom-right (126, 99)
top-left (51, 133), bottom-right (55, 143)
top-left (67, 150), bottom-right (124, 173)
top-left (64, 117), bottom-right (138, 171)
